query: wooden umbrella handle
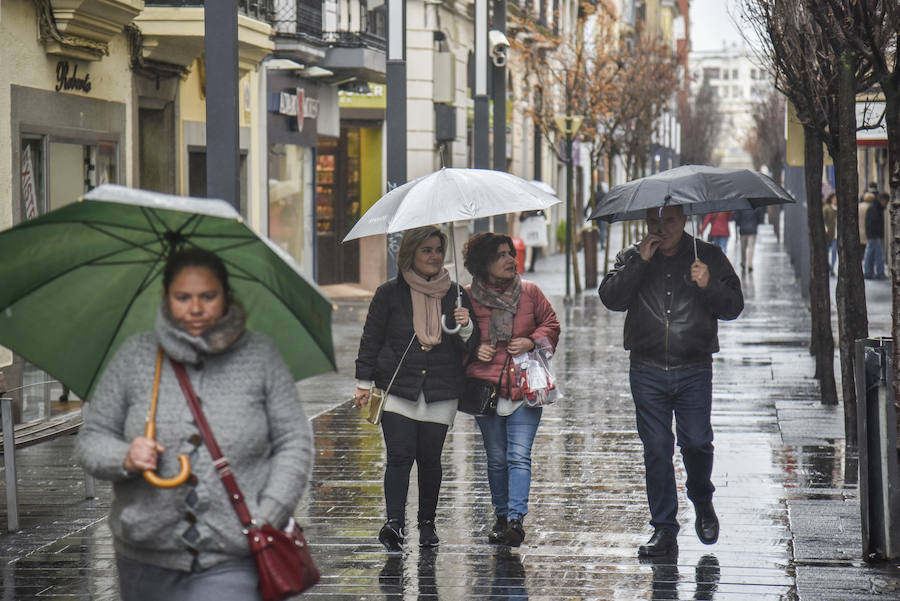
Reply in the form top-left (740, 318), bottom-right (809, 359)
top-left (142, 347), bottom-right (191, 488)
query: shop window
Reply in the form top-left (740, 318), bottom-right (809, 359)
top-left (268, 144), bottom-right (307, 266)
top-left (15, 135), bottom-right (118, 421)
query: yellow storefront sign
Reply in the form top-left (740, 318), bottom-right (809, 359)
top-left (338, 83), bottom-right (386, 109)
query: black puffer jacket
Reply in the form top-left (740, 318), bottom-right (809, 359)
top-left (355, 275), bottom-right (479, 402)
top-left (598, 233), bottom-right (743, 369)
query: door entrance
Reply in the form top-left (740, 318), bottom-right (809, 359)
top-left (315, 129), bottom-right (361, 284)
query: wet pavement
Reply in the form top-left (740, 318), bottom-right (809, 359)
top-left (2, 224), bottom-right (899, 600)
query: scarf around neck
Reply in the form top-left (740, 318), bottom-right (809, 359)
top-left (470, 275), bottom-right (522, 345)
top-left (156, 300), bottom-right (247, 364)
top-left (402, 268), bottom-right (451, 351)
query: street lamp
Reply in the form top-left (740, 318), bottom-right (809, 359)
top-left (554, 114), bottom-right (584, 298)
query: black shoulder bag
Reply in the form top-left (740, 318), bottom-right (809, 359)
top-left (459, 355), bottom-right (511, 416)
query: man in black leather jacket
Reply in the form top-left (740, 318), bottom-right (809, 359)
top-left (599, 205), bottom-right (743, 557)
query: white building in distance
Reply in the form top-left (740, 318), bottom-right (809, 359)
top-left (689, 42), bottom-right (772, 169)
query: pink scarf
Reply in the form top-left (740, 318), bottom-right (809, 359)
top-left (402, 268), bottom-right (451, 351)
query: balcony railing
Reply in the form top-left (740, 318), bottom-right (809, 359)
top-left (142, 0), bottom-right (274, 21)
top-left (271, 1), bottom-right (385, 50)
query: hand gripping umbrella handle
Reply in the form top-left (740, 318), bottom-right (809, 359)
top-left (142, 347), bottom-right (191, 488)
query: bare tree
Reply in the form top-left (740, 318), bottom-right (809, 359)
top-left (742, 0), bottom-right (878, 418)
top-left (744, 88), bottom-right (786, 184)
top-left (810, 0), bottom-right (900, 443)
top-left (679, 78), bottom-right (723, 166)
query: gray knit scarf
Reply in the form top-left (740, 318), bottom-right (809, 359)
top-left (156, 300), bottom-right (247, 365)
top-left (469, 275), bottom-right (522, 346)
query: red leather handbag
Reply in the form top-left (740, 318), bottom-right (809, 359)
top-left (172, 359), bottom-right (320, 600)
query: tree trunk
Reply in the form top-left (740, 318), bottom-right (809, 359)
top-left (803, 125), bottom-right (838, 405)
top-left (882, 84), bottom-right (900, 440)
top-left (834, 48), bottom-right (868, 445)
top-left (584, 186), bottom-right (599, 290)
top-left (569, 191), bottom-right (582, 294)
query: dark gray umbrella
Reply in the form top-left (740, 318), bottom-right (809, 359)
top-left (588, 165), bottom-right (794, 223)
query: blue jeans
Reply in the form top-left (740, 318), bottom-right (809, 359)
top-left (475, 405), bottom-right (542, 522)
top-left (829, 239), bottom-right (838, 271)
top-left (629, 362), bottom-right (715, 534)
top-left (863, 237), bottom-right (885, 278)
top-left (708, 236), bottom-right (728, 253)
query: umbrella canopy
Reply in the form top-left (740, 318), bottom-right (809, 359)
top-left (588, 165), bottom-right (794, 223)
top-left (529, 180), bottom-right (557, 196)
top-left (342, 168), bottom-right (560, 241)
top-left (0, 185), bottom-right (336, 399)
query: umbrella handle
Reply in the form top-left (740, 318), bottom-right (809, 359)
top-left (441, 314), bottom-right (462, 334)
top-left (142, 456), bottom-right (191, 488)
top-left (441, 285), bottom-right (463, 334)
top-left (141, 422), bottom-right (192, 488)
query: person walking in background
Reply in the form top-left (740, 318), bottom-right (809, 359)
top-left (734, 207), bottom-right (765, 273)
top-left (518, 210), bottom-right (548, 272)
top-left (353, 226), bottom-right (477, 552)
top-left (699, 211), bottom-right (733, 254)
top-left (864, 193), bottom-right (887, 279)
top-left (858, 192), bottom-right (873, 265)
top-left (462, 232), bottom-right (560, 548)
top-left (767, 205), bottom-right (782, 244)
top-left (77, 248), bottom-right (314, 601)
top-left (823, 193), bottom-right (838, 277)
top-left (599, 205), bottom-right (744, 557)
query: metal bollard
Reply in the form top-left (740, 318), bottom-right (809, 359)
top-left (854, 337), bottom-right (899, 561)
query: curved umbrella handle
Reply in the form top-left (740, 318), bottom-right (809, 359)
top-left (143, 455), bottom-right (191, 488)
top-left (441, 313), bottom-right (462, 334)
top-left (141, 347), bottom-right (191, 488)
top-left (141, 422), bottom-right (192, 488)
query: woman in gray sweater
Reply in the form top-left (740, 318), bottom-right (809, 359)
top-left (77, 248), bottom-right (313, 601)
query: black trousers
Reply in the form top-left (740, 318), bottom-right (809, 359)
top-left (381, 411), bottom-right (449, 525)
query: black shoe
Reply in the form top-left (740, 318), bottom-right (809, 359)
top-left (695, 554), bottom-right (721, 601)
top-left (638, 529), bottom-right (678, 557)
top-left (488, 515), bottom-right (508, 544)
top-left (418, 520), bottom-right (439, 547)
top-left (379, 519), bottom-right (405, 553)
top-left (694, 502), bottom-right (719, 545)
top-left (503, 518), bottom-right (525, 547)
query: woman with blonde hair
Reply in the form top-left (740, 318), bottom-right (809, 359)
top-left (354, 225), bottom-right (479, 552)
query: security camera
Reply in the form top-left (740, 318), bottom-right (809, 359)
top-left (489, 30), bottom-right (510, 67)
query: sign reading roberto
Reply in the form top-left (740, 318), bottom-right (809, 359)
top-left (55, 61), bottom-right (92, 94)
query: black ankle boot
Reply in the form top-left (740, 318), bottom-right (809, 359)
top-left (488, 515), bottom-right (507, 544)
top-left (379, 519), bottom-right (405, 552)
top-left (503, 518), bottom-right (525, 547)
top-left (418, 520), bottom-right (439, 547)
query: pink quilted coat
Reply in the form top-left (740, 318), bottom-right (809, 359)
top-left (465, 279), bottom-right (560, 400)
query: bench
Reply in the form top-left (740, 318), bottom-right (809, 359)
top-left (1, 396), bottom-right (94, 532)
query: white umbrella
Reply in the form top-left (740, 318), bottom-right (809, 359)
top-left (528, 180), bottom-right (557, 197)
top-left (343, 168), bottom-right (560, 331)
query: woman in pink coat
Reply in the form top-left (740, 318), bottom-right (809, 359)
top-left (700, 211), bottom-right (732, 254)
top-left (462, 233), bottom-right (560, 547)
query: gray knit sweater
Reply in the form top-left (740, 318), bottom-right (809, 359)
top-left (76, 303), bottom-right (314, 572)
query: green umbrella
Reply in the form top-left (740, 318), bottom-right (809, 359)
top-left (0, 185), bottom-right (336, 399)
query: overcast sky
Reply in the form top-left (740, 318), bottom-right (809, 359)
top-left (690, 0), bottom-right (748, 52)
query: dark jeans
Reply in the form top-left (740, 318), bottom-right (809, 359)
top-left (381, 411), bottom-right (449, 525)
top-left (630, 362), bottom-right (715, 534)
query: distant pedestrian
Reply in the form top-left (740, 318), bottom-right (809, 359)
top-left (864, 193), bottom-right (887, 279)
top-left (518, 210), bottom-right (547, 272)
top-left (699, 211), bottom-right (733, 254)
top-left (734, 207), bottom-right (765, 272)
top-left (353, 226), bottom-right (477, 552)
top-left (858, 192), bottom-right (873, 263)
top-left (823, 193), bottom-right (838, 276)
top-left (599, 205), bottom-right (744, 557)
top-left (767, 205), bottom-right (782, 243)
top-left (76, 248), bottom-right (314, 601)
top-left (462, 232), bottom-right (560, 548)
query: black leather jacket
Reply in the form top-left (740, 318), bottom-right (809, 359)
top-left (355, 275), bottom-right (479, 402)
top-left (598, 233), bottom-right (743, 369)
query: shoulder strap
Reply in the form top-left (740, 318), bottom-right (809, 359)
top-left (383, 332), bottom-right (417, 397)
top-left (170, 359), bottom-right (254, 528)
